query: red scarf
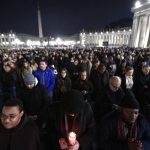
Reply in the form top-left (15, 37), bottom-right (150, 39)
top-left (117, 118), bottom-right (137, 141)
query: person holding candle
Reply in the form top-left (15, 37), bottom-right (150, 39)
top-left (45, 89), bottom-right (95, 150)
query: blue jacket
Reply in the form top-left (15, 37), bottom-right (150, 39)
top-left (34, 67), bottom-right (55, 93)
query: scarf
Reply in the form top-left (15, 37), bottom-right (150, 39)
top-left (117, 118), bottom-right (137, 141)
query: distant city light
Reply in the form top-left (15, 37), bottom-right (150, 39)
top-left (129, 29), bottom-right (132, 32)
top-left (26, 40), bottom-right (41, 47)
top-left (135, 1), bottom-right (141, 8)
top-left (63, 40), bottom-right (75, 46)
top-left (32, 41), bottom-right (40, 46)
top-left (43, 41), bottom-right (48, 46)
top-left (49, 38), bottom-right (75, 47)
top-left (56, 38), bottom-right (63, 45)
top-left (12, 38), bottom-right (23, 45)
top-left (76, 41), bottom-right (80, 44)
top-left (26, 40), bottom-right (32, 46)
top-left (2, 42), bottom-right (9, 45)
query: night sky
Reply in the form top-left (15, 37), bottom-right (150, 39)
top-left (0, 0), bottom-right (134, 37)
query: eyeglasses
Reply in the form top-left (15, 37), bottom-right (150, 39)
top-left (0, 113), bottom-right (20, 121)
top-left (111, 84), bottom-right (120, 90)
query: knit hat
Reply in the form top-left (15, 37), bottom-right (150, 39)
top-left (120, 91), bottom-right (140, 109)
top-left (24, 74), bottom-right (36, 85)
top-left (64, 90), bottom-right (84, 114)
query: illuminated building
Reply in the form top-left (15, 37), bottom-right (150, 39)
top-left (130, 0), bottom-right (150, 48)
top-left (80, 28), bottom-right (132, 47)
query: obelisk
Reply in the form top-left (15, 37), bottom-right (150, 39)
top-left (37, 1), bottom-right (43, 38)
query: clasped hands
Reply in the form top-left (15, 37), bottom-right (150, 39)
top-left (59, 138), bottom-right (79, 150)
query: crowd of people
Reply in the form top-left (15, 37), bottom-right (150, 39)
top-left (0, 47), bottom-right (150, 150)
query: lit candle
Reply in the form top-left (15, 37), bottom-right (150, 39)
top-left (68, 132), bottom-right (76, 145)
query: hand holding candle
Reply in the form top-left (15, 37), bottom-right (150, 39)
top-left (68, 132), bottom-right (76, 146)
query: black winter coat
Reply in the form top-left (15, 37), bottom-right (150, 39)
top-left (0, 115), bottom-right (43, 150)
top-left (98, 110), bottom-right (150, 150)
top-left (19, 84), bottom-right (48, 119)
top-left (90, 69), bottom-right (109, 94)
top-left (1, 70), bottom-right (17, 90)
top-left (73, 79), bottom-right (94, 102)
top-left (46, 101), bottom-right (95, 150)
top-left (55, 76), bottom-right (72, 101)
top-left (95, 85), bottom-right (125, 121)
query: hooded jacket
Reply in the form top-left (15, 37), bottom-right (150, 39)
top-left (46, 100), bottom-right (95, 150)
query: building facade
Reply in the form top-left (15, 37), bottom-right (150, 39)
top-left (130, 0), bottom-right (150, 48)
top-left (80, 28), bottom-right (132, 48)
top-left (0, 32), bottom-right (78, 50)
top-left (0, 32), bottom-right (43, 49)
top-left (0, 33), bottom-right (17, 49)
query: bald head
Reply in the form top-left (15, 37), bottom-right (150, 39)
top-left (109, 76), bottom-right (121, 92)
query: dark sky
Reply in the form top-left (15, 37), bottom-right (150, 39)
top-left (0, 0), bottom-right (134, 37)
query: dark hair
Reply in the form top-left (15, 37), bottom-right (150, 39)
top-left (125, 66), bottom-right (134, 73)
top-left (142, 64), bottom-right (149, 69)
top-left (3, 98), bottom-right (24, 112)
top-left (60, 67), bottom-right (67, 73)
top-left (98, 63), bottom-right (106, 69)
top-left (80, 69), bottom-right (87, 74)
top-left (39, 59), bottom-right (48, 64)
top-left (92, 58), bottom-right (100, 64)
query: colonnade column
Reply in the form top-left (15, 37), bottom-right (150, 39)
top-left (144, 14), bottom-right (150, 47)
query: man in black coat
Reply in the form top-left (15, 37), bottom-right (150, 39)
top-left (73, 70), bottom-right (94, 103)
top-left (46, 89), bottom-right (95, 150)
top-left (98, 91), bottom-right (150, 150)
top-left (1, 63), bottom-right (17, 98)
top-left (0, 99), bottom-right (43, 150)
top-left (134, 64), bottom-right (150, 108)
top-left (19, 74), bottom-right (48, 125)
top-left (95, 76), bottom-right (125, 122)
top-left (90, 63), bottom-right (109, 101)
